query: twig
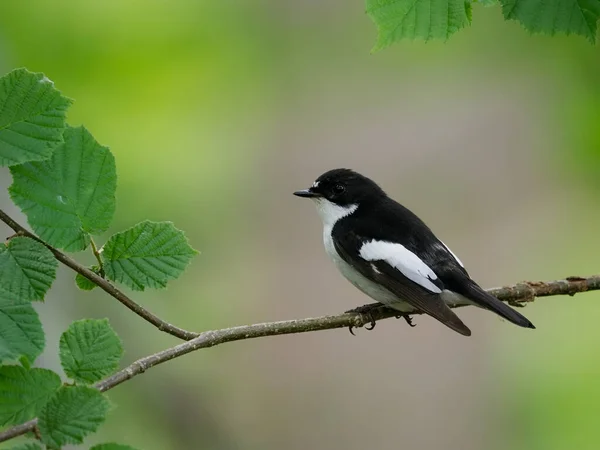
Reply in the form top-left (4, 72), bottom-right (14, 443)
top-left (1, 274), bottom-right (599, 443)
top-left (0, 209), bottom-right (198, 341)
top-left (89, 237), bottom-right (105, 277)
top-left (0, 420), bottom-right (37, 442)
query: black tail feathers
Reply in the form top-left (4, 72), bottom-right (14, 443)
top-left (463, 282), bottom-right (535, 329)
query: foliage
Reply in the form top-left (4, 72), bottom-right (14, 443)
top-left (0, 237), bottom-right (57, 301)
top-left (9, 125), bottom-right (117, 251)
top-left (0, 69), bottom-right (71, 167)
top-left (366, 0), bottom-right (600, 49)
top-left (0, 68), bottom-right (197, 449)
top-left (0, 293), bottom-right (45, 365)
top-left (0, 7), bottom-right (593, 445)
top-left (367, 0), bottom-right (473, 50)
top-left (59, 319), bottom-right (123, 384)
top-left (102, 221), bottom-right (198, 291)
top-left (38, 385), bottom-right (111, 448)
top-left (0, 366), bottom-right (61, 426)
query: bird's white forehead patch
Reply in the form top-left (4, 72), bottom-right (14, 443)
top-left (359, 240), bottom-right (441, 293)
top-left (312, 181), bottom-right (320, 188)
top-left (313, 198), bottom-right (357, 228)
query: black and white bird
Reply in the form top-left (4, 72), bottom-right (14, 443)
top-left (293, 168), bottom-right (535, 336)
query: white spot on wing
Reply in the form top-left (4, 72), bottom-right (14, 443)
top-left (359, 240), bottom-right (442, 293)
top-left (317, 206), bottom-right (411, 309)
top-left (440, 240), bottom-right (464, 267)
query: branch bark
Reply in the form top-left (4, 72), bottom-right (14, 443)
top-left (0, 209), bottom-right (198, 340)
top-left (3, 207), bottom-right (600, 443)
top-left (1, 274), bottom-right (599, 443)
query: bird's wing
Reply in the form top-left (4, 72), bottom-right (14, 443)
top-left (333, 231), bottom-right (471, 336)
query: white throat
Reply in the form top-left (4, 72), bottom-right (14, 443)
top-left (312, 198), bottom-right (358, 228)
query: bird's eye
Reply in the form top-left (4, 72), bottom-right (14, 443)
top-left (333, 184), bottom-right (345, 194)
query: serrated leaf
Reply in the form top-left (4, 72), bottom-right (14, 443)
top-left (38, 386), bottom-right (110, 448)
top-left (0, 366), bottom-right (61, 426)
top-left (367, 0), bottom-right (472, 50)
top-left (103, 221), bottom-right (198, 291)
top-left (6, 444), bottom-right (43, 450)
top-left (91, 444), bottom-right (139, 450)
top-left (59, 319), bottom-right (123, 384)
top-left (500, 0), bottom-right (600, 43)
top-left (0, 237), bottom-right (57, 301)
top-left (0, 289), bottom-right (45, 364)
top-left (9, 125), bottom-right (117, 251)
top-left (475, 0), bottom-right (497, 6)
top-left (75, 267), bottom-right (99, 291)
top-left (0, 68), bottom-right (72, 167)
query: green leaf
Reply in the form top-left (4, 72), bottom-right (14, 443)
top-left (91, 444), bottom-right (139, 450)
top-left (475, 0), bottom-right (497, 6)
top-left (0, 237), bottom-right (57, 301)
top-left (367, 0), bottom-right (472, 50)
top-left (0, 289), bottom-right (45, 364)
top-left (75, 266), bottom-right (99, 291)
top-left (38, 385), bottom-right (110, 448)
top-left (103, 221), bottom-right (198, 291)
top-left (59, 319), bottom-right (123, 384)
top-left (0, 366), bottom-right (61, 426)
top-left (0, 68), bottom-right (72, 167)
top-left (500, 0), bottom-right (600, 43)
top-left (9, 125), bottom-right (117, 251)
top-left (6, 444), bottom-right (43, 450)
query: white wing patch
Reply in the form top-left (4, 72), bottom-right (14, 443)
top-left (439, 240), bottom-right (464, 268)
top-left (359, 240), bottom-right (442, 293)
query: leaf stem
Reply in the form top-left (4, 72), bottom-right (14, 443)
top-left (89, 237), bottom-right (104, 277)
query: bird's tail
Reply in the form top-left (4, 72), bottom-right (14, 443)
top-left (462, 281), bottom-right (535, 329)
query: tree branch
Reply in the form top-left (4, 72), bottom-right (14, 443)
top-left (0, 209), bottom-right (198, 341)
top-left (1, 273), bottom-right (599, 443)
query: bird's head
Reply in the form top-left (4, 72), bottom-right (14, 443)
top-left (294, 168), bottom-right (384, 225)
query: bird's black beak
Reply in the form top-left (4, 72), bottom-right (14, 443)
top-left (293, 189), bottom-right (322, 198)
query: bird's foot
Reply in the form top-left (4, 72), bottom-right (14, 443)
top-left (348, 313), bottom-right (377, 335)
top-left (396, 314), bottom-right (416, 328)
top-left (346, 304), bottom-right (379, 335)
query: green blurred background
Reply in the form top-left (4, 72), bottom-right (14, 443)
top-left (1, 1), bottom-right (600, 449)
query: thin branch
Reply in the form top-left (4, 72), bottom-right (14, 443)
top-left (0, 209), bottom-right (198, 341)
top-left (0, 420), bottom-right (37, 442)
top-left (89, 237), bottom-right (105, 277)
top-left (1, 274), bottom-right (599, 443)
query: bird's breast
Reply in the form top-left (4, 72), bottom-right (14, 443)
top-left (322, 226), bottom-right (405, 307)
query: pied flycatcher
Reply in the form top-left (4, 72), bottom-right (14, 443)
top-left (294, 168), bottom-right (535, 336)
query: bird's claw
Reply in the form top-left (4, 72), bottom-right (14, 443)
top-left (365, 316), bottom-right (377, 330)
top-left (395, 314), bottom-right (416, 328)
top-left (348, 310), bottom-right (377, 335)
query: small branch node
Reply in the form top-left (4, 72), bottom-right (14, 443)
top-left (89, 237), bottom-right (105, 278)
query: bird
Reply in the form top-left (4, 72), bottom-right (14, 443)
top-left (293, 168), bottom-right (535, 336)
